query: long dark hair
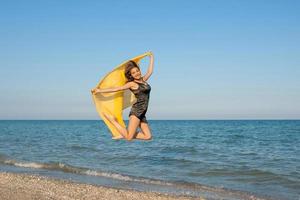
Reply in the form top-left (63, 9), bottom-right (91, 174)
top-left (125, 60), bottom-right (140, 82)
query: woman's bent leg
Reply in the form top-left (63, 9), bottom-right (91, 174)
top-left (103, 112), bottom-right (140, 141)
top-left (102, 113), bottom-right (127, 138)
top-left (134, 122), bottom-right (152, 140)
top-left (126, 115), bottom-right (141, 140)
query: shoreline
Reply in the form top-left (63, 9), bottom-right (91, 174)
top-left (0, 172), bottom-right (203, 200)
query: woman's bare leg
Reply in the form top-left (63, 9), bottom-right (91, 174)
top-left (102, 113), bottom-right (127, 138)
top-left (102, 113), bottom-right (140, 141)
top-left (126, 115), bottom-right (141, 140)
top-left (134, 122), bottom-right (152, 140)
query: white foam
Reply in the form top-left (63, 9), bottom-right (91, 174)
top-left (84, 170), bottom-right (173, 186)
top-left (4, 160), bottom-right (44, 169)
top-left (2, 159), bottom-right (173, 186)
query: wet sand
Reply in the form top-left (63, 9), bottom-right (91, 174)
top-left (0, 172), bottom-right (204, 200)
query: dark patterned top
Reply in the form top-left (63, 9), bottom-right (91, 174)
top-left (129, 80), bottom-right (151, 119)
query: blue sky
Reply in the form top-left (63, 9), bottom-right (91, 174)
top-left (0, 0), bottom-right (299, 119)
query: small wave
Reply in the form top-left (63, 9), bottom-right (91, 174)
top-left (83, 170), bottom-right (173, 186)
top-left (68, 144), bottom-right (98, 152)
top-left (4, 160), bottom-right (45, 169)
top-left (159, 146), bottom-right (198, 154)
top-left (157, 156), bottom-right (201, 166)
top-left (0, 156), bottom-right (272, 200)
top-left (0, 158), bottom-right (173, 186)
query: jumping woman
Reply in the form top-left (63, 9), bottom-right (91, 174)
top-left (92, 52), bottom-right (154, 141)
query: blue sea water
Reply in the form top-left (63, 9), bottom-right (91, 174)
top-left (0, 120), bottom-right (299, 200)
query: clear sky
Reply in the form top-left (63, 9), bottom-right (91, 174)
top-left (0, 0), bottom-right (299, 120)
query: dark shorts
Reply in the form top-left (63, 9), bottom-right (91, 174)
top-left (129, 111), bottom-right (148, 123)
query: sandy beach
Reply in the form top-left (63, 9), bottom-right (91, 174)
top-left (0, 172), bottom-right (203, 200)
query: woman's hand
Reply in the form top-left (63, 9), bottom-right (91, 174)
top-left (91, 88), bottom-right (101, 94)
top-left (147, 51), bottom-right (153, 57)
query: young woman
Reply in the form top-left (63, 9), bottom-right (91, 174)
top-left (92, 53), bottom-right (154, 141)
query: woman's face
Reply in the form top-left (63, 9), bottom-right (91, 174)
top-left (130, 67), bottom-right (141, 80)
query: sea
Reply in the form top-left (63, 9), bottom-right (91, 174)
top-left (0, 120), bottom-right (299, 200)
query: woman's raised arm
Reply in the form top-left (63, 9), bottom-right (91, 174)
top-left (92, 82), bottom-right (133, 94)
top-left (142, 52), bottom-right (154, 82)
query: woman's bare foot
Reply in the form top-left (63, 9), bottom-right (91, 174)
top-left (112, 135), bottom-right (124, 140)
